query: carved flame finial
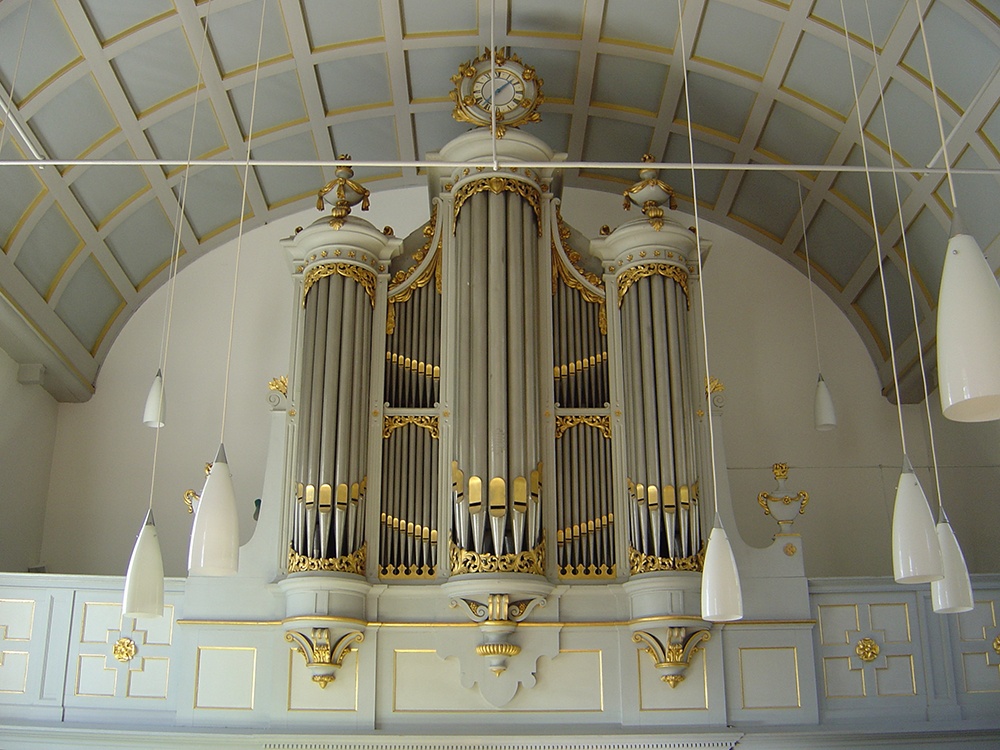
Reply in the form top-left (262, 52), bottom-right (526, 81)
top-left (316, 155), bottom-right (371, 230)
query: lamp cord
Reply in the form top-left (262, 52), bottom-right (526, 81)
top-left (862, 0), bottom-right (944, 512)
top-left (838, 0), bottom-right (908, 458)
top-left (219, 0), bottom-right (268, 447)
top-left (914, 0), bottom-right (957, 210)
top-left (0, 0), bottom-right (32, 160)
top-left (676, 0), bottom-right (720, 520)
top-left (796, 183), bottom-right (823, 375)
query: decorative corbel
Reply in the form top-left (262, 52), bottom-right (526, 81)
top-left (451, 593), bottom-right (546, 675)
top-left (285, 627), bottom-right (363, 688)
top-left (633, 626), bottom-right (711, 688)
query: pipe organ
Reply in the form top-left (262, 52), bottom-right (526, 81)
top-left (282, 52), bottom-right (710, 591)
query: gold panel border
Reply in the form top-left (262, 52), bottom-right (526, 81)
top-left (302, 263), bottom-right (376, 306)
top-left (738, 646), bottom-right (802, 710)
top-left (453, 176), bottom-right (541, 235)
top-left (449, 538), bottom-right (545, 576)
top-left (287, 543), bottom-right (366, 575)
top-left (382, 414), bottom-right (439, 439)
top-left (554, 414), bottom-right (611, 439)
top-left (617, 263), bottom-right (689, 308)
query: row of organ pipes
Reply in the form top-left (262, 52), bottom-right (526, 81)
top-left (283, 133), bottom-right (708, 583)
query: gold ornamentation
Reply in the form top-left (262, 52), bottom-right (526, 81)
top-left (784, 543), bottom-right (797, 557)
top-left (182, 489), bottom-right (198, 514)
top-left (855, 637), bottom-right (879, 663)
top-left (773, 463), bottom-right (789, 480)
top-left (758, 490), bottom-right (809, 515)
top-left (268, 375), bottom-right (288, 396)
top-left (302, 263), bottom-right (377, 307)
top-left (450, 47), bottom-right (544, 138)
top-left (450, 539), bottom-right (545, 576)
top-left (706, 376), bottom-right (725, 396)
top-left (113, 637), bottom-right (136, 663)
top-left (633, 628), bottom-right (710, 688)
top-left (559, 563), bottom-right (615, 580)
top-left (554, 414), bottom-right (611, 439)
top-left (629, 545), bottom-right (705, 574)
top-left (993, 634), bottom-right (1000, 656)
top-left (286, 628), bottom-right (364, 688)
top-left (382, 414), bottom-right (440, 439)
top-left (453, 177), bottom-right (542, 235)
top-left (287, 543), bottom-right (366, 576)
top-left (551, 213), bottom-right (608, 334)
top-left (616, 264), bottom-right (689, 308)
top-left (386, 211), bottom-right (441, 334)
top-left (316, 156), bottom-right (371, 229)
top-left (475, 642), bottom-right (521, 658)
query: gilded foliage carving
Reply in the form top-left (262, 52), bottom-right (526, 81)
top-left (382, 414), bottom-right (440, 439)
top-left (287, 543), bottom-right (366, 575)
top-left (616, 264), bottom-right (689, 308)
top-left (628, 545), bottom-right (705, 574)
top-left (449, 539), bottom-right (545, 576)
top-left (303, 263), bottom-right (376, 307)
top-left (554, 414), bottom-right (611, 439)
top-left (453, 177), bottom-right (541, 235)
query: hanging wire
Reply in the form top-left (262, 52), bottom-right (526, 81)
top-left (861, 0), bottom-right (945, 513)
top-left (838, 0), bottom-right (908, 456)
top-left (914, 0), bottom-right (957, 210)
top-left (490, 0), bottom-right (499, 170)
top-left (796, 183), bottom-right (824, 376)
top-left (676, 0), bottom-right (720, 519)
top-left (219, 0), bottom-right (268, 445)
top-left (0, 0), bottom-right (33, 160)
top-left (146, 0), bottom-right (215, 511)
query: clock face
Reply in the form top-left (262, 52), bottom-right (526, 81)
top-left (473, 69), bottom-right (525, 115)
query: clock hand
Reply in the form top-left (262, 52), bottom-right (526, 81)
top-left (485, 79), bottom-right (512, 104)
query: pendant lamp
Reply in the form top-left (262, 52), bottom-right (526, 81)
top-left (188, 443), bottom-right (240, 576)
top-left (814, 374), bottom-right (836, 431)
top-left (123, 510), bottom-right (164, 618)
top-left (936, 213), bottom-right (1000, 422)
top-left (891, 456), bottom-right (943, 584)
top-left (142, 369), bottom-right (165, 428)
top-left (701, 517), bottom-right (743, 622)
top-left (930, 510), bottom-right (974, 613)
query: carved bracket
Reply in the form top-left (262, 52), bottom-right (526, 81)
top-left (450, 593), bottom-right (546, 675)
top-left (633, 627), bottom-right (710, 688)
top-left (285, 627), bottom-right (364, 689)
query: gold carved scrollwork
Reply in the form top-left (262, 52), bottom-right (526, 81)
top-left (554, 415), bottom-right (611, 439)
top-left (633, 628), bottom-right (710, 688)
top-left (449, 539), bottom-right (546, 576)
top-left (616, 264), bottom-right (689, 308)
top-left (113, 637), bottom-right (136, 663)
top-left (285, 628), bottom-right (364, 689)
top-left (268, 375), bottom-right (288, 396)
top-left (287, 543), bottom-right (367, 576)
top-left (382, 415), bottom-right (440, 439)
top-left (855, 637), bottom-right (880, 663)
top-left (452, 177), bottom-right (542, 235)
top-left (629, 546), bottom-right (705, 574)
top-left (706, 376), bottom-right (725, 396)
top-left (302, 263), bottom-right (377, 307)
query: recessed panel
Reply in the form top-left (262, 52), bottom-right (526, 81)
top-left (601, 0), bottom-right (677, 52)
top-left (125, 657), bottom-right (169, 699)
top-left (529, 111), bottom-right (572, 154)
top-left (901, 1), bottom-right (1000, 112)
top-left (111, 27), bottom-right (199, 116)
top-left (509, 0), bottom-right (584, 38)
top-left (412, 110), bottom-right (470, 159)
top-left (144, 100), bottom-right (227, 170)
top-left (865, 81), bottom-right (940, 169)
top-left (729, 169), bottom-right (801, 241)
top-left (194, 647), bottom-right (256, 710)
top-left (406, 47), bottom-right (479, 101)
top-left (316, 54), bottom-right (392, 114)
top-left (103, 198), bottom-right (177, 288)
top-left (0, 2), bottom-right (81, 103)
top-left (14, 204), bottom-right (82, 298)
top-left (757, 101), bottom-right (838, 167)
top-left (822, 656), bottom-right (865, 698)
top-left (81, 0), bottom-right (174, 45)
top-left (28, 74), bottom-right (117, 160)
top-left (207, 0), bottom-right (289, 76)
top-left (54, 255), bottom-right (124, 353)
top-left (782, 32), bottom-right (870, 118)
top-left (853, 262), bottom-right (919, 356)
top-left (681, 72), bottom-right (756, 141)
top-left (330, 115), bottom-right (400, 182)
top-left (252, 131), bottom-right (325, 207)
top-left (693, 0), bottom-right (780, 78)
top-left (69, 143), bottom-right (149, 228)
top-left (401, 0), bottom-right (477, 37)
top-left (662, 134), bottom-right (732, 207)
top-left (581, 116), bottom-right (655, 183)
top-left (228, 69), bottom-right (307, 139)
top-left (303, 0), bottom-right (383, 50)
top-left (175, 167), bottom-right (248, 241)
top-left (514, 48), bottom-right (578, 102)
top-left (592, 54), bottom-right (668, 114)
top-left (832, 146), bottom-right (911, 231)
top-left (900, 208), bottom-right (946, 301)
top-left (809, 0), bottom-right (905, 50)
top-left (799, 201), bottom-right (873, 289)
top-left (739, 647), bottom-right (800, 709)
top-left (0, 140), bottom-right (45, 250)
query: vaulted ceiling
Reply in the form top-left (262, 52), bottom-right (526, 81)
top-left (0, 0), bottom-right (998, 402)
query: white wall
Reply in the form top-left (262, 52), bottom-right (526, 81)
top-left (0, 346), bottom-right (57, 572)
top-left (35, 185), bottom-right (1000, 578)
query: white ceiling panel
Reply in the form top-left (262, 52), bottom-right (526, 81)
top-left (662, 134), bottom-right (732, 207)
top-left (175, 166), bottom-right (249, 240)
top-left (800, 200), bottom-right (874, 289)
top-left (729, 169), bottom-right (801, 240)
top-left (111, 26), bottom-right (199, 116)
top-left (54, 255), bottom-right (123, 353)
top-left (592, 53), bottom-right (668, 114)
top-left (207, 0), bottom-right (290, 77)
top-left (80, 0), bottom-right (175, 46)
top-left (810, 0), bottom-right (907, 50)
top-left (782, 32), bottom-right (871, 118)
top-left (401, 0), bottom-right (478, 37)
top-left (509, 47), bottom-right (579, 102)
top-left (758, 100), bottom-right (839, 166)
top-left (302, 0), bottom-right (383, 50)
top-left (103, 198), bottom-right (177, 289)
top-left (0, 1), bottom-right (81, 104)
top-left (865, 80), bottom-right (942, 169)
top-left (682, 71), bottom-right (756, 140)
top-left (0, 141), bottom-right (44, 249)
top-left (832, 146), bottom-right (912, 231)
top-left (144, 100), bottom-right (228, 170)
top-left (900, 207), bottom-right (948, 301)
top-left (252, 131), bottom-right (325, 207)
top-left (316, 53), bottom-right (392, 114)
top-left (331, 116), bottom-right (401, 182)
top-left (28, 74), bottom-right (117, 160)
top-left (529, 111), bottom-right (572, 154)
top-left (407, 47), bottom-right (480, 101)
top-left (581, 116), bottom-right (655, 182)
top-left (13, 203), bottom-right (82, 298)
top-left (69, 143), bottom-right (149, 228)
top-left (694, 0), bottom-right (781, 79)
top-left (228, 69), bottom-right (307, 139)
top-left (510, 0), bottom-right (584, 38)
top-left (413, 110), bottom-right (470, 159)
top-left (601, 0), bottom-right (677, 52)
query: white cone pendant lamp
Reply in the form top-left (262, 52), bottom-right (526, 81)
top-left (701, 517), bottom-right (743, 622)
top-left (937, 214), bottom-right (1000, 422)
top-left (891, 457), bottom-right (943, 584)
top-left (143, 369), bottom-right (165, 428)
top-left (814, 374), bottom-right (836, 431)
top-left (188, 443), bottom-right (240, 576)
top-left (123, 510), bottom-right (164, 619)
top-left (931, 511), bottom-right (974, 614)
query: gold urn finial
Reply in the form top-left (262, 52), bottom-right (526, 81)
top-left (772, 462), bottom-right (789, 481)
top-left (622, 153), bottom-right (678, 230)
top-left (316, 155), bottom-right (371, 230)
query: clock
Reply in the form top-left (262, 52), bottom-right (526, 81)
top-left (451, 48), bottom-right (543, 138)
